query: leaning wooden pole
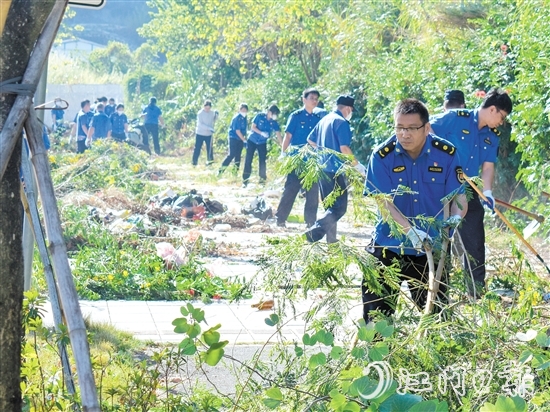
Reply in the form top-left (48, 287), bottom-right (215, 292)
top-left (25, 112), bottom-right (100, 412)
top-left (0, 0), bottom-right (67, 181)
top-left (20, 147), bottom-right (77, 398)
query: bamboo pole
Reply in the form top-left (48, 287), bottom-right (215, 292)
top-left (0, 0), bottom-right (67, 181)
top-left (25, 112), bottom-right (100, 412)
top-left (20, 147), bottom-right (77, 399)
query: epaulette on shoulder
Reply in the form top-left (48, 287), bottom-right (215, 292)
top-left (490, 127), bottom-right (501, 136)
top-left (377, 140), bottom-right (396, 158)
top-left (456, 110), bottom-right (470, 117)
top-left (432, 137), bottom-right (456, 155)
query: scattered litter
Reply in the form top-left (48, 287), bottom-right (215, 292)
top-left (242, 196), bottom-right (273, 220)
top-left (213, 224), bottom-right (232, 232)
top-left (251, 299), bottom-right (274, 311)
top-left (155, 242), bottom-right (187, 269)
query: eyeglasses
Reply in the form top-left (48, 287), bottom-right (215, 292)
top-left (394, 123), bottom-right (426, 134)
top-left (496, 109), bottom-right (507, 123)
top-left (305, 96), bottom-right (319, 101)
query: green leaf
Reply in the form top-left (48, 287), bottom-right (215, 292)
top-left (351, 347), bottom-right (366, 359)
top-left (348, 376), bottom-right (378, 398)
top-left (536, 331), bottom-right (550, 347)
top-left (186, 302), bottom-right (194, 315)
top-left (358, 326), bottom-right (376, 342)
top-left (379, 393), bottom-right (423, 412)
top-left (203, 327), bottom-right (221, 346)
top-left (262, 398), bottom-right (281, 409)
top-left (518, 350), bottom-right (533, 364)
top-left (294, 344), bottom-right (304, 357)
top-left (188, 323), bottom-right (201, 339)
top-left (265, 387), bottom-right (283, 401)
top-left (369, 342), bottom-right (389, 362)
top-left (191, 307), bottom-right (205, 323)
top-left (172, 318), bottom-right (190, 334)
top-left (265, 313), bottom-right (280, 327)
top-left (308, 352), bottom-right (327, 369)
top-left (408, 400), bottom-right (448, 412)
top-left (331, 346), bottom-right (343, 360)
top-left (303, 333), bottom-right (318, 346)
top-left (480, 395), bottom-right (527, 412)
top-left (329, 389), bottom-right (347, 410)
top-left (343, 402), bottom-right (360, 412)
top-left (178, 337), bottom-right (197, 355)
top-left (179, 306), bottom-right (189, 316)
top-left (375, 320), bottom-right (395, 338)
top-left (315, 329), bottom-right (334, 346)
top-left (203, 341), bottom-right (228, 366)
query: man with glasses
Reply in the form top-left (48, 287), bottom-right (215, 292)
top-left (363, 98), bottom-right (467, 322)
top-left (275, 88), bottom-right (322, 228)
top-left (430, 88), bottom-right (513, 297)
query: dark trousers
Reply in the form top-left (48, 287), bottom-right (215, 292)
top-left (459, 190), bottom-right (486, 294)
top-left (362, 244), bottom-right (449, 323)
top-left (192, 133), bottom-right (214, 165)
top-left (242, 141), bottom-right (267, 184)
top-left (145, 123), bottom-right (161, 155)
top-left (220, 138), bottom-right (244, 171)
top-left (77, 139), bottom-right (87, 154)
top-left (304, 173), bottom-right (347, 243)
top-left (111, 132), bottom-right (126, 141)
top-left (276, 171), bottom-right (319, 227)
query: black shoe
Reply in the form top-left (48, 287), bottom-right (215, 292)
top-left (241, 183), bottom-right (248, 188)
top-left (259, 179), bottom-right (266, 186)
top-left (276, 221), bottom-right (286, 228)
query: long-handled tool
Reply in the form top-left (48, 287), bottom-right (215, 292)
top-left (495, 198), bottom-right (544, 239)
top-left (464, 175), bottom-right (550, 275)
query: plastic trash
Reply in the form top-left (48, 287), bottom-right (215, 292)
top-left (213, 224), bottom-right (232, 232)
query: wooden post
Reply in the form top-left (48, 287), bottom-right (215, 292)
top-left (0, 0), bottom-right (67, 181)
top-left (25, 111), bottom-right (100, 412)
top-left (20, 146), bottom-right (77, 398)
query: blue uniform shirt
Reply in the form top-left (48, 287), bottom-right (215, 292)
top-left (111, 112), bottom-right (128, 134)
top-left (142, 104), bottom-right (162, 125)
top-left (76, 111), bottom-right (94, 140)
top-left (307, 110), bottom-right (352, 173)
top-left (90, 112), bottom-right (112, 138)
top-left (104, 104), bottom-right (116, 117)
top-left (228, 113), bottom-right (247, 140)
top-left (365, 133), bottom-right (464, 255)
top-left (285, 108), bottom-right (321, 147)
top-left (247, 112), bottom-right (280, 144)
top-left (312, 107), bottom-right (328, 119)
top-left (430, 109), bottom-right (500, 177)
top-left (52, 108), bottom-right (64, 121)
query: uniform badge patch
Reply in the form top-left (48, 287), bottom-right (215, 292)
top-left (455, 166), bottom-right (465, 183)
top-left (462, 129), bottom-right (470, 134)
top-left (484, 138), bottom-right (491, 145)
top-left (378, 140), bottom-right (397, 158)
top-left (393, 166), bottom-right (405, 173)
top-left (428, 166), bottom-right (443, 173)
top-left (456, 110), bottom-right (470, 117)
top-left (490, 127), bottom-right (502, 136)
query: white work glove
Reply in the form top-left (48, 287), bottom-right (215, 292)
top-left (443, 214), bottom-right (462, 229)
top-left (406, 228), bottom-right (432, 251)
top-left (354, 162), bottom-right (367, 176)
top-left (260, 131), bottom-right (269, 138)
top-left (481, 189), bottom-right (495, 213)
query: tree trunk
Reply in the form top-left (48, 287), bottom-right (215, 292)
top-left (0, 1), bottom-right (55, 409)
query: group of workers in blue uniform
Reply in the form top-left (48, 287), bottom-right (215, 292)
top-left (219, 86), bottom-right (512, 324)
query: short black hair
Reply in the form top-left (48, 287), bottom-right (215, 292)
top-left (98, 96), bottom-right (108, 102)
top-left (317, 101), bottom-right (325, 109)
top-left (81, 99), bottom-right (90, 108)
top-left (394, 98), bottom-right (430, 125)
top-left (150, 96), bottom-right (157, 105)
top-left (481, 88), bottom-right (513, 114)
top-left (109, 97), bottom-right (115, 102)
top-left (239, 103), bottom-right (248, 110)
top-left (303, 88), bottom-right (320, 99)
top-left (204, 100), bottom-right (212, 107)
top-left (267, 104), bottom-right (280, 115)
top-left (116, 104), bottom-right (124, 109)
top-left (96, 103), bottom-right (105, 110)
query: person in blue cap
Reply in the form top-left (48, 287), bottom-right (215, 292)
top-left (242, 104), bottom-right (282, 187)
top-left (443, 89), bottom-right (465, 111)
top-left (141, 96), bottom-right (165, 155)
top-left (430, 88), bottom-right (512, 297)
top-left (304, 94), bottom-right (365, 243)
top-left (218, 103), bottom-right (248, 176)
top-left (275, 88), bottom-right (322, 228)
top-left (363, 98), bottom-right (467, 322)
